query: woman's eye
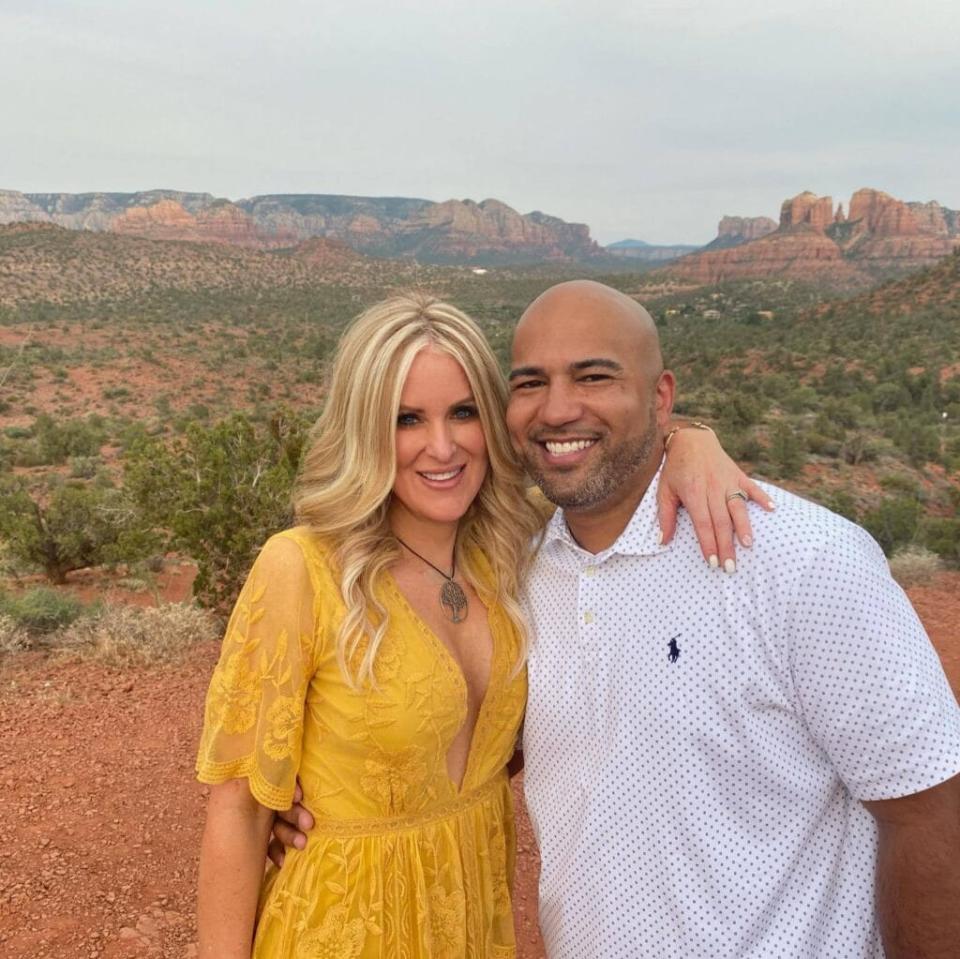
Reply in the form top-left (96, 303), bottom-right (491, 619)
top-left (397, 412), bottom-right (419, 427)
top-left (452, 405), bottom-right (478, 419)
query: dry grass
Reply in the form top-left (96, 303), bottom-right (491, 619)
top-left (0, 614), bottom-right (31, 655)
top-left (889, 545), bottom-right (944, 589)
top-left (57, 602), bottom-right (220, 666)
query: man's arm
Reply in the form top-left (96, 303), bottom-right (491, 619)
top-left (863, 773), bottom-right (960, 959)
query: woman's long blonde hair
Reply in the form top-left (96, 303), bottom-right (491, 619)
top-left (293, 291), bottom-right (544, 687)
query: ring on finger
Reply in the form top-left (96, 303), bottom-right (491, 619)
top-left (726, 490), bottom-right (748, 503)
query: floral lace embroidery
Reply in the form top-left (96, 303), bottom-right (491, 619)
top-left (196, 529), bottom-right (526, 958)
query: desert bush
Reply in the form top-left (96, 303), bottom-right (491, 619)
top-left (0, 481), bottom-right (158, 584)
top-left (888, 546), bottom-right (943, 588)
top-left (123, 409), bottom-right (307, 609)
top-left (68, 455), bottom-right (100, 479)
top-left (0, 614), bottom-right (30, 654)
top-left (767, 422), bottom-right (806, 479)
top-left (0, 587), bottom-right (86, 632)
top-left (58, 602), bottom-right (220, 665)
top-left (862, 495), bottom-right (922, 556)
top-left (919, 517), bottom-right (960, 565)
top-left (33, 413), bottom-right (106, 463)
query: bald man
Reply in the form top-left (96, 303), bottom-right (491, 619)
top-left (509, 281), bottom-right (960, 958)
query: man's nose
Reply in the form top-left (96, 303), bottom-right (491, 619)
top-left (539, 382), bottom-right (583, 426)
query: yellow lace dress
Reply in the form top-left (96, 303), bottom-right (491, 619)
top-left (196, 527), bottom-right (526, 958)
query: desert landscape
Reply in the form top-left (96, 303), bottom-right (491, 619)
top-left (1, 182), bottom-right (959, 958)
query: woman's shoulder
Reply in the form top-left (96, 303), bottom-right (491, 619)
top-left (260, 526), bottom-right (339, 595)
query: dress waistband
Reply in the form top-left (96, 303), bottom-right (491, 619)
top-left (308, 773), bottom-right (509, 838)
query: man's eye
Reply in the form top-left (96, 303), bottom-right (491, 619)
top-left (511, 379), bottom-right (543, 391)
top-left (579, 373), bottom-right (611, 383)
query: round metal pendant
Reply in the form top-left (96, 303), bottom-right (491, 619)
top-left (440, 579), bottom-right (468, 623)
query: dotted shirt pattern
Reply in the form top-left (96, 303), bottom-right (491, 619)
top-left (522, 471), bottom-right (960, 959)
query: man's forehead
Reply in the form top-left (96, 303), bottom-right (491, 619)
top-left (511, 308), bottom-right (634, 364)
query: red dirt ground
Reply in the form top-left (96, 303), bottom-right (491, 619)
top-left (1, 573), bottom-right (958, 959)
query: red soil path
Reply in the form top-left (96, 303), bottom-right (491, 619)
top-left (1, 573), bottom-right (958, 959)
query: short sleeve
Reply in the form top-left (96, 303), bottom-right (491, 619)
top-left (195, 533), bottom-right (318, 809)
top-left (787, 521), bottom-right (960, 801)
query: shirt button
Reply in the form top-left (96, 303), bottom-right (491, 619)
top-left (584, 565), bottom-right (597, 577)
top-left (583, 611), bottom-right (594, 624)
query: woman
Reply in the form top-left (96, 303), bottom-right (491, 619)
top-left (196, 292), bottom-right (763, 958)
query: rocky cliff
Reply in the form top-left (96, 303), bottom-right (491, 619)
top-left (0, 189), bottom-right (599, 264)
top-left (668, 188), bottom-right (960, 287)
top-left (702, 215), bottom-right (778, 251)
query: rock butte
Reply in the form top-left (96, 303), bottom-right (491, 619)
top-left (669, 188), bottom-right (960, 286)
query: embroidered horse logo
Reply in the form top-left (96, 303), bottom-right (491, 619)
top-left (667, 636), bottom-right (681, 663)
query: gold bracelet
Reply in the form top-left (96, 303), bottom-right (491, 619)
top-left (663, 420), bottom-right (714, 452)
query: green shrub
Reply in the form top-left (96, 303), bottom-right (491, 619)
top-left (0, 588), bottom-right (86, 632)
top-left (862, 496), bottom-right (922, 555)
top-left (767, 422), bottom-right (806, 479)
top-left (920, 517), bottom-right (960, 565)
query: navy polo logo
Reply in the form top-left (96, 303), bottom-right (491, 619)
top-left (667, 635), bottom-right (681, 663)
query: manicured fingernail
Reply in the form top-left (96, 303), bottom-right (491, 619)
top-left (767, 499), bottom-right (776, 510)
top-left (708, 554), bottom-right (719, 569)
top-left (657, 529), bottom-right (664, 545)
top-left (724, 558), bottom-right (736, 574)
top-left (742, 535), bottom-right (752, 547)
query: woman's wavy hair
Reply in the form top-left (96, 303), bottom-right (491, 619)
top-left (293, 291), bottom-right (544, 687)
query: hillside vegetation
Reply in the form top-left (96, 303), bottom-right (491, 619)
top-left (0, 230), bottom-right (957, 613)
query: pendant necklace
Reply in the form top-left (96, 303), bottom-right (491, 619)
top-left (394, 536), bottom-right (469, 624)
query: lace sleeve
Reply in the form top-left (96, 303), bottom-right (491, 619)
top-left (195, 533), bottom-right (318, 809)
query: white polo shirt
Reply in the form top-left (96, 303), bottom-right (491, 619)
top-left (522, 469), bottom-right (960, 959)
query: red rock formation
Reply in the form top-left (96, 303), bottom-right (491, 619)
top-left (718, 215), bottom-right (778, 243)
top-left (702, 215), bottom-right (778, 251)
top-left (907, 200), bottom-right (950, 236)
top-left (111, 199), bottom-right (288, 249)
top-left (669, 227), bottom-right (864, 286)
top-left (780, 192), bottom-right (835, 232)
top-left (839, 189), bottom-right (957, 271)
top-left (668, 187), bottom-right (960, 287)
top-left (847, 188), bottom-right (922, 235)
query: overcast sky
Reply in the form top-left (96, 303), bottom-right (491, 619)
top-left (1, 0), bottom-right (957, 244)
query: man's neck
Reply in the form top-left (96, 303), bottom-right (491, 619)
top-left (563, 458), bottom-right (660, 554)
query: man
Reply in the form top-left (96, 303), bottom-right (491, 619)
top-left (273, 280), bottom-right (960, 956)
top-left (508, 280), bottom-right (960, 957)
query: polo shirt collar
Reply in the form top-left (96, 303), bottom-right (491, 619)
top-left (543, 460), bottom-right (668, 560)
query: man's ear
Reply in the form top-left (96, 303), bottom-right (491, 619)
top-left (655, 370), bottom-right (676, 427)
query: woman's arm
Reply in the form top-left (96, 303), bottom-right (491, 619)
top-left (658, 421), bottom-right (775, 570)
top-left (198, 779), bottom-right (276, 959)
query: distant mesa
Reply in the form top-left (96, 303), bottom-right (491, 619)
top-left (605, 238), bottom-right (699, 264)
top-left (666, 187), bottom-right (960, 287)
top-left (0, 189), bottom-right (599, 266)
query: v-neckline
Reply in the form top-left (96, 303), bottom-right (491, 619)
top-left (382, 569), bottom-right (500, 796)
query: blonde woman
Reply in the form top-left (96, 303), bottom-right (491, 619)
top-left (195, 292), bottom-right (762, 958)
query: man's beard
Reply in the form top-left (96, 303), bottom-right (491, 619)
top-left (525, 414), bottom-right (660, 511)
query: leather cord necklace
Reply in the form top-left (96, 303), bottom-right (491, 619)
top-left (394, 536), bottom-right (469, 624)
